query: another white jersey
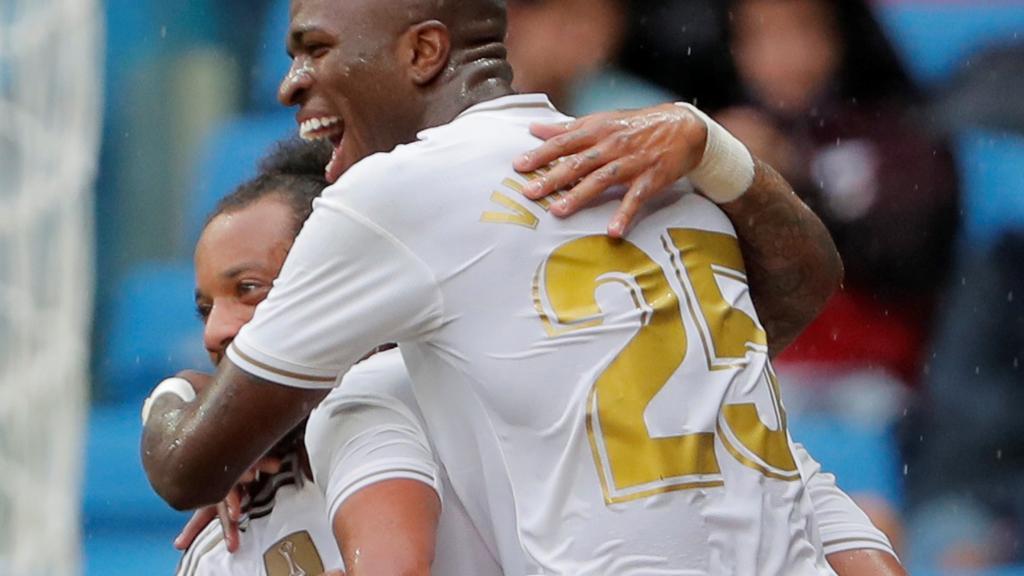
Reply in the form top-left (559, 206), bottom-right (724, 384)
top-left (175, 469), bottom-right (342, 576)
top-left (794, 444), bottom-right (897, 558)
top-left (230, 94), bottom-right (835, 575)
top-left (304, 348), bottom-right (503, 576)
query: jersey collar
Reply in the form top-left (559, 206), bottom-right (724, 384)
top-left (455, 93), bottom-right (558, 120)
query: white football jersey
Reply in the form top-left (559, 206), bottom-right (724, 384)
top-left (794, 444), bottom-right (897, 558)
top-left (230, 94), bottom-right (836, 575)
top-left (304, 348), bottom-right (503, 575)
top-left (175, 468), bottom-right (342, 576)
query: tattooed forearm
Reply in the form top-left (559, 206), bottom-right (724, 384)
top-left (719, 159), bottom-right (843, 357)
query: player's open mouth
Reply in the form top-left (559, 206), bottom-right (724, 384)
top-left (299, 115), bottom-right (346, 183)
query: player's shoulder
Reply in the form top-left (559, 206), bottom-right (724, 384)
top-left (309, 348), bottom-right (419, 425)
top-left (327, 94), bottom-right (569, 203)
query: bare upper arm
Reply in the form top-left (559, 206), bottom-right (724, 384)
top-left (333, 478), bottom-right (441, 576)
top-left (827, 549), bottom-right (907, 576)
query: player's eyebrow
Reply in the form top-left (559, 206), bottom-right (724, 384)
top-left (220, 262), bottom-right (263, 280)
top-left (287, 25), bottom-right (324, 54)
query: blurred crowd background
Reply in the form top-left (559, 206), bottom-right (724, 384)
top-left (85, 0), bottom-right (1024, 574)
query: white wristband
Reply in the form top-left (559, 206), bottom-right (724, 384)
top-left (141, 377), bottom-right (197, 425)
top-left (675, 102), bottom-right (755, 204)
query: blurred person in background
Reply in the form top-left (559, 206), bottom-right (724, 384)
top-left (906, 231), bottom-right (1024, 570)
top-left (717, 0), bottom-right (961, 554)
top-left (505, 0), bottom-right (678, 114)
top-left (905, 40), bottom-right (1024, 571)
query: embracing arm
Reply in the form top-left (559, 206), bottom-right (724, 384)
top-left (144, 179), bottom-right (443, 511)
top-left (717, 160), bottom-right (843, 356)
top-left (141, 362), bottom-right (327, 510)
top-left (514, 103), bottom-right (842, 356)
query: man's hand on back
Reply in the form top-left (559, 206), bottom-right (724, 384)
top-left (515, 102), bottom-right (843, 357)
top-left (513, 103), bottom-right (709, 238)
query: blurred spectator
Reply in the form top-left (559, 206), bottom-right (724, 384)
top-left (904, 39), bottom-right (1024, 571)
top-left (718, 0), bottom-right (962, 553)
top-left (619, 0), bottom-right (738, 110)
top-left (505, 0), bottom-right (678, 115)
top-left (720, 0), bottom-right (959, 400)
top-left (906, 232), bottom-right (1024, 569)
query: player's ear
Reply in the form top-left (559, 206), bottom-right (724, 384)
top-left (402, 20), bottom-right (451, 86)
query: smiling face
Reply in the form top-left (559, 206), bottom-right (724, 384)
top-left (194, 195), bottom-right (297, 365)
top-left (278, 0), bottom-right (425, 183)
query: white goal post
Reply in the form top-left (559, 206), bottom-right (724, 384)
top-left (0, 0), bottom-right (102, 573)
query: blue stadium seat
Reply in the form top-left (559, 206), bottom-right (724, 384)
top-left (876, 3), bottom-right (1024, 86)
top-left (788, 414), bottom-right (903, 507)
top-left (83, 404), bottom-right (186, 575)
top-left (955, 129), bottom-right (1024, 247)
top-left (100, 261), bottom-right (208, 404)
top-left (184, 112), bottom-right (297, 249)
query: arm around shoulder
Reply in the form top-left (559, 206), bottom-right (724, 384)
top-left (141, 361), bottom-right (327, 510)
top-left (719, 159), bottom-right (843, 357)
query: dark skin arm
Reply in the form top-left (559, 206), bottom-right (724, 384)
top-left (141, 362), bottom-right (327, 510)
top-left (333, 479), bottom-right (440, 576)
top-left (719, 159), bottom-right (843, 356)
top-left (514, 103), bottom-right (843, 357)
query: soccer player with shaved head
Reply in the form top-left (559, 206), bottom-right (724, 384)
top-left (144, 0), bottom-right (903, 573)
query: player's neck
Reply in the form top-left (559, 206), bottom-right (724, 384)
top-left (418, 59), bottom-right (515, 132)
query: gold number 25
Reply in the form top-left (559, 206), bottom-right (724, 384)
top-left (534, 228), bottom-right (798, 504)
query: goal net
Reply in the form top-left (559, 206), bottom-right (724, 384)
top-left (0, 0), bottom-right (102, 573)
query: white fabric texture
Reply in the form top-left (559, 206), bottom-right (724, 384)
top-left (231, 94), bottom-right (835, 575)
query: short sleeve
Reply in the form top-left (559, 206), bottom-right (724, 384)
top-left (794, 443), bottom-right (897, 558)
top-left (305, 387), bottom-right (442, 521)
top-left (227, 197), bottom-right (443, 389)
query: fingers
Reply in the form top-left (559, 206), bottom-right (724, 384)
top-left (174, 506), bottom-right (218, 550)
top-left (515, 114), bottom-right (624, 173)
top-left (520, 146), bottom-right (610, 201)
top-left (217, 500), bottom-right (241, 553)
top-left (609, 172), bottom-right (659, 239)
top-left (548, 157), bottom-right (645, 218)
top-left (255, 457), bottom-right (283, 476)
top-left (528, 118), bottom-right (581, 140)
top-left (238, 456), bottom-right (282, 484)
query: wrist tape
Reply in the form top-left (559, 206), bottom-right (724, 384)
top-left (141, 377), bottom-right (197, 425)
top-left (675, 102), bottom-right (755, 204)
